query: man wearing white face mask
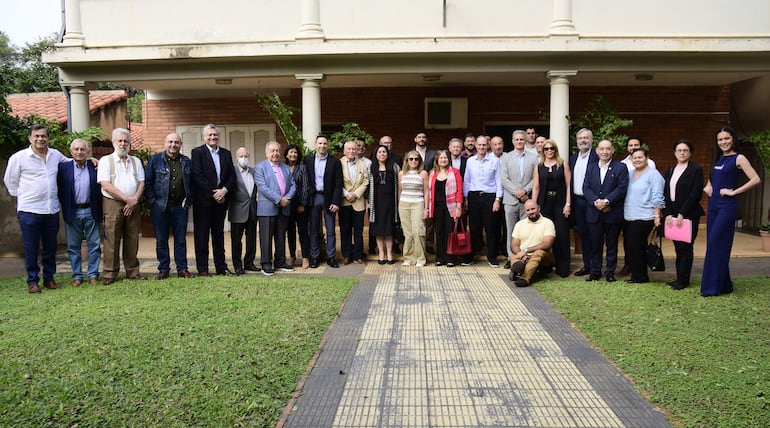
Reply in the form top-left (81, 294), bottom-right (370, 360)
top-left (229, 147), bottom-right (259, 275)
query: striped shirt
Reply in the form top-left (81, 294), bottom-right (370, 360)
top-left (400, 170), bottom-right (424, 203)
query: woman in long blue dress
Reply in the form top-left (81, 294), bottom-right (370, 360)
top-left (701, 127), bottom-right (761, 296)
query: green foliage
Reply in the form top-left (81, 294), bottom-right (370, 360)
top-left (0, 114), bottom-right (105, 160)
top-left (569, 95), bottom-right (634, 153)
top-left (747, 128), bottom-right (770, 174)
top-left (536, 276), bottom-right (770, 428)
top-left (99, 83), bottom-right (143, 123)
top-left (255, 93), bottom-right (308, 153)
top-left (328, 122), bottom-right (374, 155)
top-left (0, 274), bottom-right (355, 427)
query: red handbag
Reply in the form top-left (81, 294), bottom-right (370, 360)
top-left (447, 218), bottom-right (472, 256)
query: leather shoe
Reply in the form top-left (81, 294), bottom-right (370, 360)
top-left (387, 259), bottom-right (396, 265)
top-left (72, 279), bottom-right (82, 287)
top-left (378, 259), bottom-right (387, 265)
top-left (43, 280), bottom-right (59, 289)
top-left (605, 275), bottom-right (617, 282)
top-left (217, 269), bottom-right (236, 276)
top-left (354, 258), bottom-right (365, 265)
top-left (341, 257), bottom-right (351, 265)
top-left (503, 260), bottom-right (511, 270)
top-left (177, 271), bottom-right (193, 278)
top-left (28, 283), bottom-right (41, 293)
top-left (626, 279), bottom-right (648, 284)
top-left (670, 282), bottom-right (687, 290)
top-left (310, 259), bottom-right (320, 268)
top-left (244, 265), bottom-right (260, 272)
top-left (198, 271), bottom-right (213, 277)
top-left (89, 278), bottom-right (99, 285)
top-left (574, 268), bottom-right (589, 276)
top-left (155, 271), bottom-right (170, 280)
top-left (235, 268), bottom-right (245, 275)
top-left (586, 275), bottom-right (601, 282)
top-left (103, 278), bottom-right (114, 285)
top-left (327, 259), bottom-right (340, 268)
top-left (514, 278), bottom-right (530, 288)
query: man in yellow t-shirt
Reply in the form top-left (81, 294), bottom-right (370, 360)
top-left (509, 200), bottom-right (555, 287)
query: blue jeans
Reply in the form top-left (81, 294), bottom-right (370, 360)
top-left (64, 207), bottom-right (101, 280)
top-left (18, 211), bottom-right (59, 285)
top-left (151, 204), bottom-right (189, 273)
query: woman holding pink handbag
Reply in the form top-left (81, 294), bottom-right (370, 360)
top-left (427, 150), bottom-right (464, 267)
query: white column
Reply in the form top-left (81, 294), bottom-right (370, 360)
top-left (550, 0), bottom-right (577, 35)
top-left (296, 74), bottom-right (324, 149)
top-left (547, 70), bottom-right (577, 156)
top-left (296, 0), bottom-right (324, 40)
top-left (68, 86), bottom-right (91, 132)
top-left (61, 0), bottom-right (85, 46)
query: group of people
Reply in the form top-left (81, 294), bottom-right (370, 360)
top-left (3, 122), bottom-right (759, 297)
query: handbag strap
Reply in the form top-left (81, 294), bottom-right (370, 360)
top-left (648, 225), bottom-right (663, 245)
top-left (453, 217), bottom-right (465, 233)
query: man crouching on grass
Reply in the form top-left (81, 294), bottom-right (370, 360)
top-left (509, 200), bottom-right (555, 287)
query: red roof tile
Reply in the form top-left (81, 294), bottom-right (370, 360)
top-left (5, 90), bottom-right (127, 125)
top-left (130, 123), bottom-right (144, 146)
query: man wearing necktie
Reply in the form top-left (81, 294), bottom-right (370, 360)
top-left (191, 124), bottom-right (236, 276)
top-left (254, 141), bottom-right (296, 275)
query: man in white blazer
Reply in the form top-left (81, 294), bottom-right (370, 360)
top-left (340, 141), bottom-right (370, 265)
top-left (500, 129), bottom-right (539, 268)
top-left (254, 141), bottom-right (296, 275)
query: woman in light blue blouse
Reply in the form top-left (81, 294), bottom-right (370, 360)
top-left (623, 148), bottom-right (665, 283)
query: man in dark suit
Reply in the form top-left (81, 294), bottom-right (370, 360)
top-left (448, 138), bottom-right (468, 178)
top-left (57, 138), bottom-right (102, 287)
top-left (191, 124), bottom-right (236, 276)
top-left (583, 139), bottom-right (628, 282)
top-left (255, 141), bottom-right (296, 275)
top-left (304, 135), bottom-right (343, 268)
top-left (569, 128), bottom-right (599, 276)
top-left (229, 147), bottom-right (259, 275)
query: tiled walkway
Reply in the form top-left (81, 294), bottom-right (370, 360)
top-left (283, 263), bottom-right (670, 428)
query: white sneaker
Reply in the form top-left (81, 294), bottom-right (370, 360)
top-left (415, 263), bottom-right (424, 268)
top-left (402, 261), bottom-right (411, 266)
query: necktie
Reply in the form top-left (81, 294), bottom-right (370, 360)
top-left (273, 163), bottom-right (286, 196)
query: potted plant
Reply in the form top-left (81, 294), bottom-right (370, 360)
top-left (328, 122), bottom-right (373, 156)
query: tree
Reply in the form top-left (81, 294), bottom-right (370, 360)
top-left (569, 95), bottom-right (633, 153)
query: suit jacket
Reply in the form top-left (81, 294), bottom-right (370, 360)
top-left (254, 160), bottom-right (296, 216)
top-left (583, 159), bottom-right (628, 224)
top-left (229, 166), bottom-right (258, 223)
top-left (663, 162), bottom-right (705, 219)
top-left (341, 157), bottom-right (369, 211)
top-left (451, 156), bottom-right (468, 179)
top-left (500, 150), bottom-right (539, 206)
top-left (57, 159), bottom-right (102, 224)
top-left (190, 144), bottom-right (236, 208)
top-left (304, 153), bottom-right (343, 209)
top-left (419, 147), bottom-right (437, 172)
top-left (569, 149), bottom-right (599, 195)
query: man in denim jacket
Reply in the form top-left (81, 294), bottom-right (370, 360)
top-left (144, 133), bottom-right (193, 279)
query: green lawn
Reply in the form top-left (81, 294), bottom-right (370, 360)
top-left (535, 277), bottom-right (770, 428)
top-left (0, 275), bottom-right (355, 427)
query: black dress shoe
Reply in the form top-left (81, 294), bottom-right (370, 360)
top-left (586, 275), bottom-right (601, 282)
top-left (626, 279), bottom-right (648, 284)
top-left (217, 269), bottom-right (236, 276)
top-left (605, 275), bottom-right (617, 282)
top-left (670, 282), bottom-right (687, 290)
top-left (235, 268), bottom-right (245, 275)
top-left (503, 261), bottom-right (511, 270)
top-left (574, 268), bottom-right (589, 276)
top-left (327, 259), bottom-right (340, 268)
top-left (198, 271), bottom-right (213, 277)
top-left (387, 259), bottom-right (396, 265)
top-left (310, 259), bottom-right (320, 268)
top-left (378, 260), bottom-right (387, 265)
top-left (244, 265), bottom-right (261, 272)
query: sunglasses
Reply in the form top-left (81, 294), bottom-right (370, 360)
top-left (408, 157), bottom-right (420, 161)
top-left (543, 147), bottom-right (556, 151)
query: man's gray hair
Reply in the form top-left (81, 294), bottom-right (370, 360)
top-left (69, 138), bottom-right (91, 150)
top-left (512, 130), bottom-right (527, 139)
top-left (264, 141), bottom-right (280, 156)
top-left (576, 128), bottom-right (593, 140)
top-left (203, 124), bottom-right (218, 133)
top-left (112, 128), bottom-right (131, 142)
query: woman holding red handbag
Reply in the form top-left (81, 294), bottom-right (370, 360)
top-left (427, 150), bottom-right (464, 267)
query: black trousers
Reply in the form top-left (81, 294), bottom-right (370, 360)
top-left (339, 206), bottom-right (365, 260)
top-left (588, 220), bottom-right (621, 277)
top-left (433, 198), bottom-right (454, 264)
top-left (287, 208), bottom-right (310, 259)
top-left (625, 220), bottom-right (654, 281)
top-left (573, 196), bottom-right (592, 270)
top-left (467, 192), bottom-right (498, 261)
top-left (231, 218), bottom-right (257, 270)
top-left (258, 214), bottom-right (289, 268)
top-left (193, 203), bottom-right (228, 274)
top-left (541, 195), bottom-right (571, 276)
top-left (673, 217), bottom-right (700, 285)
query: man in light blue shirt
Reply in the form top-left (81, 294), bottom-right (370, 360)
top-left (463, 136), bottom-right (504, 267)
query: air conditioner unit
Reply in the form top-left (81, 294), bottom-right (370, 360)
top-left (424, 97), bottom-right (468, 129)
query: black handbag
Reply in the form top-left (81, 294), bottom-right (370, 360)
top-left (646, 230), bottom-right (665, 272)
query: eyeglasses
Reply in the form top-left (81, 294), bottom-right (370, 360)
top-left (408, 157), bottom-right (420, 161)
top-left (543, 147), bottom-right (556, 151)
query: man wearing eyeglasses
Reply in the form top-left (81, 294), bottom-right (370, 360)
top-left (463, 136), bottom-right (504, 267)
top-left (500, 130), bottom-right (538, 269)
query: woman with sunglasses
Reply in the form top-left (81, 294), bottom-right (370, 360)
top-left (367, 144), bottom-right (400, 264)
top-left (398, 151), bottom-right (429, 267)
top-left (427, 150), bottom-right (464, 267)
top-left (531, 140), bottom-right (572, 277)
